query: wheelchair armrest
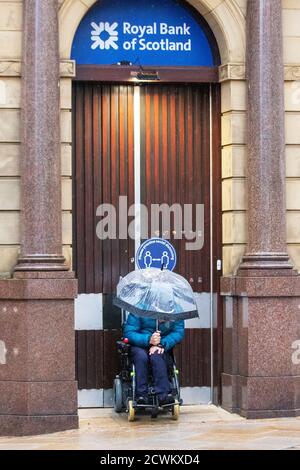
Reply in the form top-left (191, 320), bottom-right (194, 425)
top-left (116, 340), bottom-right (131, 354)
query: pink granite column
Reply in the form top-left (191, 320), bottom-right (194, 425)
top-left (0, 0), bottom-right (78, 435)
top-left (240, 0), bottom-right (293, 275)
top-left (221, 0), bottom-right (300, 418)
top-left (15, 0), bottom-right (67, 272)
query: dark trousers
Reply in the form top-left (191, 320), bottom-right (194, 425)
top-left (131, 346), bottom-right (171, 397)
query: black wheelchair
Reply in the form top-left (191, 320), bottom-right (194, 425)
top-left (113, 337), bottom-right (183, 422)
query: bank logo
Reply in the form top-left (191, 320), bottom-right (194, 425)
top-left (91, 22), bottom-right (119, 50)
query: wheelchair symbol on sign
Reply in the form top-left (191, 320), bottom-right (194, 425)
top-left (144, 251), bottom-right (170, 269)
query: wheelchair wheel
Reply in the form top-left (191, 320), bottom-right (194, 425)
top-left (172, 400), bottom-right (180, 421)
top-left (113, 377), bottom-right (123, 413)
top-left (128, 400), bottom-right (135, 422)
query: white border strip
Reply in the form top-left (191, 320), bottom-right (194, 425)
top-left (134, 86), bottom-right (141, 265)
top-left (78, 387), bottom-right (211, 408)
top-left (75, 294), bottom-right (103, 330)
top-left (78, 389), bottom-right (104, 408)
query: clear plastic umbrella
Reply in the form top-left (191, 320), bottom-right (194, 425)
top-left (114, 268), bottom-right (198, 322)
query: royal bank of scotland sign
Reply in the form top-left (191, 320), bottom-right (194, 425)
top-left (72, 0), bottom-right (215, 66)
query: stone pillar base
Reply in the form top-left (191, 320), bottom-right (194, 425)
top-left (0, 415), bottom-right (78, 437)
top-left (222, 373), bottom-right (300, 419)
top-left (14, 254), bottom-right (69, 272)
top-left (221, 275), bottom-right (300, 419)
top-left (0, 277), bottom-right (78, 436)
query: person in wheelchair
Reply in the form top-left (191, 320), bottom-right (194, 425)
top-left (123, 313), bottom-right (184, 407)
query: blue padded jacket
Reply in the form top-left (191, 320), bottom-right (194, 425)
top-left (123, 313), bottom-right (184, 351)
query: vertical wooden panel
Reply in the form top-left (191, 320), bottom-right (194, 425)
top-left (126, 86), bottom-right (135, 274)
top-left (73, 84), bottom-right (86, 293)
top-left (95, 331), bottom-right (104, 389)
top-left (76, 330), bottom-right (87, 389)
top-left (174, 329), bottom-right (211, 387)
top-left (86, 330), bottom-right (96, 388)
top-left (93, 85), bottom-right (103, 293)
top-left (201, 84), bottom-right (211, 291)
top-left (73, 83), bottom-right (135, 294)
top-left (102, 85), bottom-right (112, 294)
top-left (75, 330), bottom-right (104, 390)
top-left (211, 84), bottom-right (223, 403)
top-left (110, 86), bottom-right (119, 291)
top-left (84, 86), bottom-right (94, 293)
top-left (119, 85), bottom-right (127, 279)
top-left (140, 84), bottom-right (211, 292)
top-left (103, 330), bottom-right (122, 389)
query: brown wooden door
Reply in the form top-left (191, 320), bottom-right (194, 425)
top-left (73, 81), bottom-right (221, 400)
top-left (73, 82), bottom-right (135, 295)
top-left (140, 83), bottom-right (211, 292)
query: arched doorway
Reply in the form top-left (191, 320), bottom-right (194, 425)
top-left (71, 0), bottom-right (222, 407)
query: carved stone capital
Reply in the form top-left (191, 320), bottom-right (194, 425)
top-left (60, 59), bottom-right (76, 77)
top-left (284, 65), bottom-right (300, 81)
top-left (219, 62), bottom-right (300, 83)
top-left (0, 59), bottom-right (76, 77)
top-left (0, 60), bottom-right (21, 76)
top-left (219, 63), bottom-right (246, 82)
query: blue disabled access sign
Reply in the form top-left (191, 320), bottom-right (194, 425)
top-left (136, 238), bottom-right (177, 271)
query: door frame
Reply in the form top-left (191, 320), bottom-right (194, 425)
top-left (72, 67), bottom-right (223, 405)
top-left (75, 64), bottom-right (219, 83)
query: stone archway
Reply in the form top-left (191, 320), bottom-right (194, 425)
top-left (59, 0), bottom-right (248, 278)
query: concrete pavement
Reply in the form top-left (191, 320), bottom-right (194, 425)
top-left (0, 406), bottom-right (299, 450)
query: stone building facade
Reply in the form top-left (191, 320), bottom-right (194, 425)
top-left (0, 0), bottom-right (300, 435)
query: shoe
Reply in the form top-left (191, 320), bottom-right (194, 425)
top-left (136, 396), bottom-right (148, 406)
top-left (158, 393), bottom-right (175, 406)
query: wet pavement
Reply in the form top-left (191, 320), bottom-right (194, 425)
top-left (0, 406), bottom-right (300, 450)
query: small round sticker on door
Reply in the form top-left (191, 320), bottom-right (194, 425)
top-left (136, 238), bottom-right (177, 271)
